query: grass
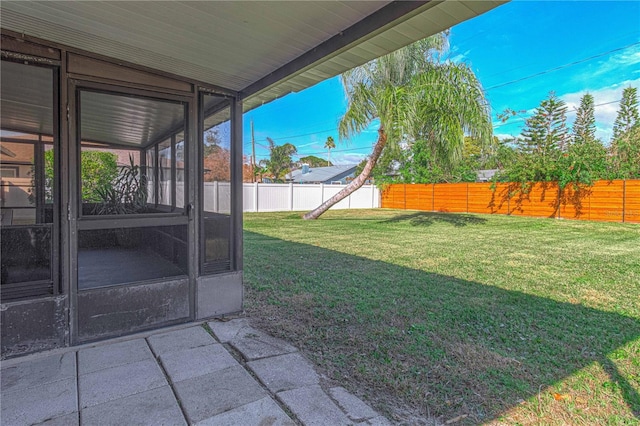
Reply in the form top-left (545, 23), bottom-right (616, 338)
top-left (242, 209), bottom-right (640, 425)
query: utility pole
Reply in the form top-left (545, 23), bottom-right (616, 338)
top-left (251, 119), bottom-right (256, 183)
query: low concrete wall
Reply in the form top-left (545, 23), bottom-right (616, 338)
top-left (76, 278), bottom-right (190, 342)
top-left (196, 271), bottom-right (243, 319)
top-left (1, 295), bottom-right (67, 359)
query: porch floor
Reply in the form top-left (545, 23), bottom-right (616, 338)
top-left (78, 247), bottom-right (185, 290)
top-left (0, 319), bottom-right (389, 425)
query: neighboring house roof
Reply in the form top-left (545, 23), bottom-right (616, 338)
top-left (0, 143), bottom-right (31, 161)
top-left (288, 165), bottom-right (357, 184)
top-left (477, 169), bottom-right (499, 182)
top-left (0, 145), bottom-right (17, 158)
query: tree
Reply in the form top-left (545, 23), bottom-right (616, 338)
top-left (203, 146), bottom-right (231, 182)
top-left (78, 151), bottom-right (119, 202)
top-left (610, 87), bottom-right (640, 178)
top-left (559, 134), bottom-right (608, 187)
top-left (395, 136), bottom-right (481, 184)
top-left (324, 136), bottom-right (336, 166)
top-left (204, 129), bottom-right (222, 156)
top-left (303, 33), bottom-right (492, 219)
top-left (499, 92), bottom-right (610, 189)
top-left (572, 93), bottom-right (596, 145)
top-left (558, 93), bottom-right (607, 187)
top-left (522, 91), bottom-right (568, 155)
top-left (263, 137), bottom-right (297, 182)
top-left (610, 124), bottom-right (640, 178)
top-left (371, 134), bottom-right (505, 184)
top-left (612, 87), bottom-right (639, 140)
top-left (202, 128), bottom-right (231, 182)
top-left (492, 139), bottom-right (518, 171)
top-left (504, 92), bottom-right (568, 184)
top-left (242, 156), bottom-right (254, 182)
top-left (397, 139), bottom-right (448, 183)
top-left (255, 160), bottom-right (269, 183)
top-left (298, 155), bottom-right (332, 168)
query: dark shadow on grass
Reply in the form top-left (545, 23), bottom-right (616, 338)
top-left (244, 230), bottom-right (640, 424)
top-left (600, 357), bottom-right (640, 418)
top-left (380, 211), bottom-right (488, 227)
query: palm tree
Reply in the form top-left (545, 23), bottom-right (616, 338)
top-left (264, 137), bottom-right (297, 182)
top-left (303, 34), bottom-right (492, 219)
top-left (255, 160), bottom-right (268, 182)
top-left (324, 136), bottom-right (335, 166)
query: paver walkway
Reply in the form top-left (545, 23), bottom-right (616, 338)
top-left (1, 319), bottom-right (390, 425)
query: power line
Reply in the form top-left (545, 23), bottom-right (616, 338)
top-left (248, 96), bottom-right (625, 146)
top-left (242, 127), bottom-right (338, 147)
top-left (486, 41), bottom-right (640, 90)
top-left (268, 128), bottom-right (337, 141)
top-left (247, 96), bottom-right (626, 148)
top-left (252, 145), bottom-right (371, 159)
top-left (493, 98), bottom-right (623, 130)
top-left (481, 32), bottom-right (640, 82)
top-left (243, 42), bottom-right (637, 147)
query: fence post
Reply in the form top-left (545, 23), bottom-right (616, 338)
top-left (253, 182), bottom-right (259, 212)
top-left (289, 182), bottom-right (294, 211)
top-left (466, 183), bottom-right (469, 213)
top-left (557, 184), bottom-right (562, 219)
top-left (403, 184), bottom-right (407, 210)
top-left (622, 179), bottom-right (626, 223)
top-left (320, 183), bottom-right (325, 204)
top-left (213, 181), bottom-right (219, 212)
top-left (432, 184), bottom-right (438, 212)
top-left (371, 184), bottom-right (375, 208)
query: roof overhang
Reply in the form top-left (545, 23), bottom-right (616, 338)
top-left (0, 1), bottom-right (505, 111)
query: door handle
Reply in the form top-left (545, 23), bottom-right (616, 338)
top-left (187, 202), bottom-right (195, 220)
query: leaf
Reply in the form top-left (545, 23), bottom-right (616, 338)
top-left (552, 393), bottom-right (571, 401)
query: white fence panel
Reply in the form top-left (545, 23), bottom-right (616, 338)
top-left (217, 182), bottom-right (231, 213)
top-left (203, 182), bottom-right (231, 213)
top-left (243, 183), bottom-right (256, 212)
top-left (256, 184), bottom-right (291, 212)
top-left (292, 184), bottom-right (323, 210)
top-left (322, 185), bottom-right (350, 209)
top-left (349, 184), bottom-right (379, 208)
top-left (242, 183), bottom-right (379, 212)
top-left (159, 183), bottom-right (378, 213)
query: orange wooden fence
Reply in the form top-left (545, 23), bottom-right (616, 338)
top-left (381, 180), bottom-right (640, 223)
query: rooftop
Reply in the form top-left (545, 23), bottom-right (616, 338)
top-left (288, 164), bottom-right (357, 183)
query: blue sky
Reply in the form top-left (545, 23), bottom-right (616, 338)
top-left (244, 1), bottom-right (640, 165)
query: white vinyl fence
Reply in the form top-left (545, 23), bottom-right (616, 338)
top-left (154, 182), bottom-right (380, 213)
top-left (201, 182), bottom-right (379, 213)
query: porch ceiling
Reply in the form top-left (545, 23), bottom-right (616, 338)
top-left (0, 1), bottom-right (504, 111)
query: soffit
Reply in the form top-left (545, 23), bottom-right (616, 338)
top-left (0, 1), bottom-right (504, 112)
top-left (0, 60), bottom-right (54, 136)
top-left (80, 91), bottom-right (185, 148)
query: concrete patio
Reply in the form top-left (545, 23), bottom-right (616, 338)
top-left (1, 318), bottom-right (389, 425)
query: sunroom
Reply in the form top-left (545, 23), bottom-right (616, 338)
top-left (0, 1), bottom-right (501, 357)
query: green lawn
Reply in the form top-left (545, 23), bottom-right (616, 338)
top-left (242, 209), bottom-right (640, 425)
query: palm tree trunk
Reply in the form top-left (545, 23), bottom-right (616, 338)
top-left (303, 128), bottom-right (387, 220)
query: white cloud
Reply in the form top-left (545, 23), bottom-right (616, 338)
top-left (560, 78), bottom-right (640, 142)
top-left (494, 133), bottom-right (519, 141)
top-left (331, 152), bottom-right (367, 165)
top-left (596, 44), bottom-right (640, 75)
top-left (450, 49), bottom-right (471, 64)
top-left (296, 141), bottom-right (318, 148)
top-left (567, 44), bottom-right (640, 90)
